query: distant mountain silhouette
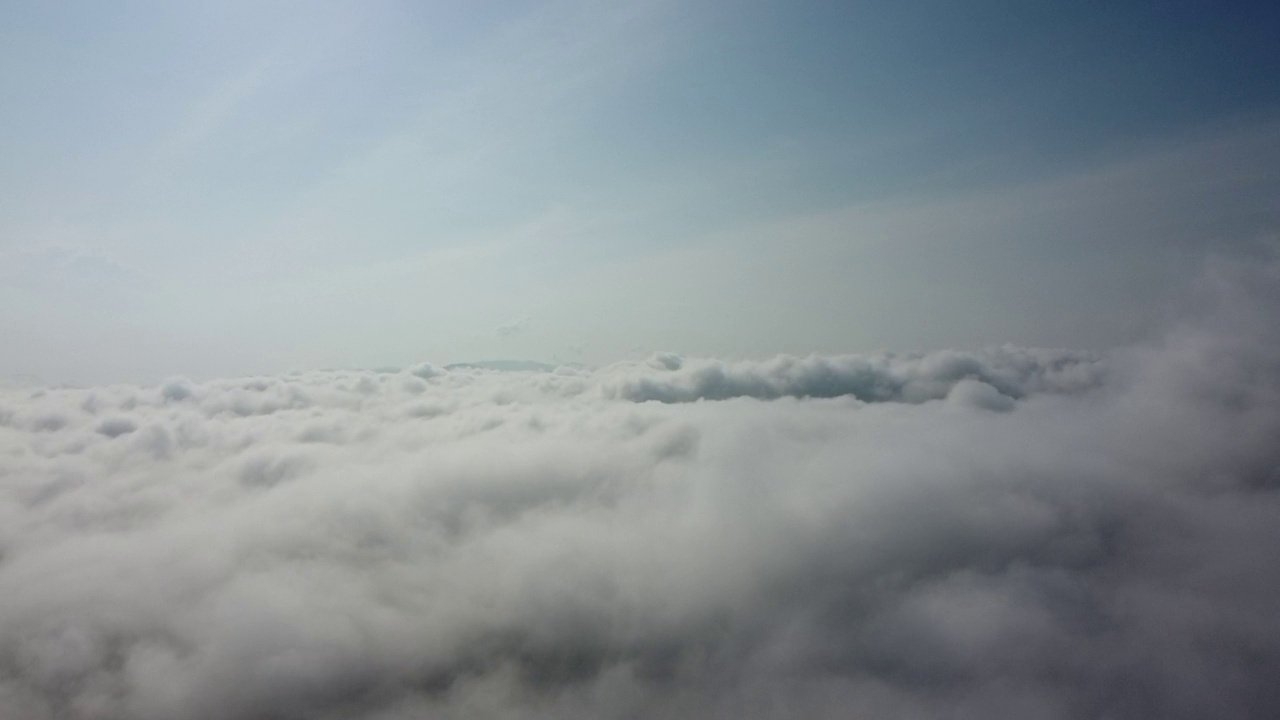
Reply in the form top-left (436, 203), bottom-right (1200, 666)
top-left (443, 360), bottom-right (556, 373)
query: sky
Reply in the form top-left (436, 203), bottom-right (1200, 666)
top-left (2, 0), bottom-right (1277, 385)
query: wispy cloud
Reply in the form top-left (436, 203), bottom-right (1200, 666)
top-left (152, 56), bottom-right (279, 163)
top-left (497, 316), bottom-right (530, 338)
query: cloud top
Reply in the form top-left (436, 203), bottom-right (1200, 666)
top-left (1, 262), bottom-right (1278, 719)
top-left (604, 345), bottom-right (1104, 405)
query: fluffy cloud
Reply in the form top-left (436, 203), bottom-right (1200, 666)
top-left (1, 262), bottom-right (1278, 719)
top-left (601, 345), bottom-right (1105, 405)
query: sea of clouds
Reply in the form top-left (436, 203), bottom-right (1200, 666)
top-left (2, 259), bottom-right (1279, 720)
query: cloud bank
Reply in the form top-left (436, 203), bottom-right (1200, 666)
top-left (602, 345), bottom-right (1105, 406)
top-left (1, 261), bottom-right (1279, 719)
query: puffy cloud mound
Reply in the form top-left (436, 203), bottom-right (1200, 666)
top-left (604, 345), bottom-right (1105, 404)
top-left (0, 262), bottom-right (1278, 720)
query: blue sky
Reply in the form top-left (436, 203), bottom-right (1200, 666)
top-left (2, 0), bottom-right (1278, 384)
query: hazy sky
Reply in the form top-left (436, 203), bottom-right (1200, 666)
top-left (3, 0), bottom-right (1278, 384)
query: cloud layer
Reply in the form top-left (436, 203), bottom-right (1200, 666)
top-left (601, 345), bottom-right (1104, 406)
top-left (1, 262), bottom-right (1279, 719)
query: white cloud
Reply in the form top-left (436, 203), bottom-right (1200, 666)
top-left (0, 261), bottom-right (1278, 718)
top-left (600, 345), bottom-right (1104, 404)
